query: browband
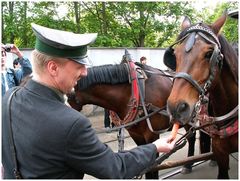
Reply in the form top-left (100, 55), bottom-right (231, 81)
top-left (169, 23), bottom-right (221, 50)
top-left (185, 23), bottom-right (221, 48)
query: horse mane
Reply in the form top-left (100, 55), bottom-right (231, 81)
top-left (218, 34), bottom-right (238, 84)
top-left (77, 64), bottom-right (129, 90)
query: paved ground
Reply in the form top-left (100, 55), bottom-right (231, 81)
top-left (82, 106), bottom-right (238, 179)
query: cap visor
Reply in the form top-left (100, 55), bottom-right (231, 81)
top-left (70, 56), bottom-right (93, 66)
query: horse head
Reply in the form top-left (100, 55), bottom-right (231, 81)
top-left (67, 88), bottom-right (84, 111)
top-left (164, 12), bottom-right (237, 126)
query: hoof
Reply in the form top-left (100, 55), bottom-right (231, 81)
top-left (209, 160), bottom-right (217, 167)
top-left (181, 167), bottom-right (192, 174)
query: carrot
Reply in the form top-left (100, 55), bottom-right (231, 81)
top-left (170, 123), bottom-right (179, 140)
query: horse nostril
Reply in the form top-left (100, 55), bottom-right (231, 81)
top-left (177, 102), bottom-right (189, 113)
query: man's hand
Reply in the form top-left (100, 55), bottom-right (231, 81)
top-left (153, 137), bottom-right (175, 153)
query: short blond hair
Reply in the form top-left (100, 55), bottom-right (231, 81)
top-left (31, 49), bottom-right (66, 74)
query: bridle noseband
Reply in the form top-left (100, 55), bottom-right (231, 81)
top-left (164, 23), bottom-right (225, 125)
top-left (167, 23), bottom-right (238, 134)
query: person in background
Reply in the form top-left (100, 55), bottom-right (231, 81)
top-left (1, 44), bottom-right (32, 96)
top-left (13, 58), bottom-right (21, 70)
top-left (104, 109), bottom-right (115, 129)
top-left (2, 23), bottom-right (175, 179)
top-left (140, 56), bottom-right (147, 64)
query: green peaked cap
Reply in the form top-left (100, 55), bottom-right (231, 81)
top-left (31, 23), bottom-right (97, 65)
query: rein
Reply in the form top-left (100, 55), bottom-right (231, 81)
top-left (96, 106), bottom-right (167, 134)
top-left (135, 116), bottom-right (231, 179)
top-left (135, 125), bottom-right (197, 179)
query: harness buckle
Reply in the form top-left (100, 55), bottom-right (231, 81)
top-left (195, 100), bottom-right (201, 114)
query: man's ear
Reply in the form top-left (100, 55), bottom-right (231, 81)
top-left (47, 60), bottom-right (58, 76)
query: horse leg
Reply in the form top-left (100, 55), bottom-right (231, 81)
top-left (212, 138), bottom-right (230, 179)
top-left (181, 129), bottom-right (196, 174)
top-left (199, 131), bottom-right (217, 166)
top-left (213, 144), bottom-right (229, 179)
top-left (216, 155), bottom-right (229, 179)
top-left (199, 131), bottom-right (210, 152)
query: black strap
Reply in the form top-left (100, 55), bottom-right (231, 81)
top-left (174, 72), bottom-right (204, 94)
top-left (6, 87), bottom-right (22, 179)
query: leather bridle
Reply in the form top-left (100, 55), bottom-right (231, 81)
top-left (173, 23), bottom-right (223, 97)
top-left (171, 23), bottom-right (238, 132)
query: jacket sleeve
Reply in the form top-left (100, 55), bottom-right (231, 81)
top-left (15, 57), bottom-right (32, 81)
top-left (65, 116), bottom-right (157, 179)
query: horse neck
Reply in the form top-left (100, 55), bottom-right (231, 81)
top-left (79, 84), bottom-right (132, 119)
top-left (209, 66), bottom-right (238, 116)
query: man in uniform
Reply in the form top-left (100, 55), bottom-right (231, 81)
top-left (2, 23), bottom-right (174, 179)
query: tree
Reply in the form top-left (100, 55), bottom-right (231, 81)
top-left (202, 2), bottom-right (238, 43)
top-left (74, 2), bottom-right (81, 33)
top-left (1, 1), bottom-right (238, 48)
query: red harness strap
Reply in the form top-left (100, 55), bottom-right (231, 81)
top-left (218, 119), bottom-right (238, 138)
top-left (197, 103), bottom-right (238, 138)
top-left (110, 61), bottom-right (140, 126)
top-left (200, 116), bottom-right (238, 138)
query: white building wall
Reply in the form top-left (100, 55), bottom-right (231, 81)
top-left (7, 47), bottom-right (168, 70)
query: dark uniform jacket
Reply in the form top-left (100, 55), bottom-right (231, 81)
top-left (2, 79), bottom-right (157, 179)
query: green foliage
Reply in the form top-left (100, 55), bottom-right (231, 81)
top-left (201, 2), bottom-right (238, 43)
top-left (1, 1), bottom-right (238, 48)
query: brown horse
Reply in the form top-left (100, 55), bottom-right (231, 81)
top-left (164, 12), bottom-right (238, 179)
top-left (67, 62), bottom-right (171, 178)
top-left (67, 59), bottom-right (211, 178)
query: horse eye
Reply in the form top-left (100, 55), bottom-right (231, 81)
top-left (205, 51), bottom-right (213, 60)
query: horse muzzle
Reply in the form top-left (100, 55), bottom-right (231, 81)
top-left (167, 100), bottom-right (194, 126)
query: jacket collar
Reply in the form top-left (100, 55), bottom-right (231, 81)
top-left (24, 79), bottom-right (65, 103)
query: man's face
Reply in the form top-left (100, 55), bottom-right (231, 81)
top-left (55, 59), bottom-right (87, 94)
top-left (1, 46), bottom-right (7, 70)
top-left (141, 59), bottom-right (146, 64)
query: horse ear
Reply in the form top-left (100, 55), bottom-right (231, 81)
top-left (181, 16), bottom-right (191, 31)
top-left (211, 11), bottom-right (227, 35)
